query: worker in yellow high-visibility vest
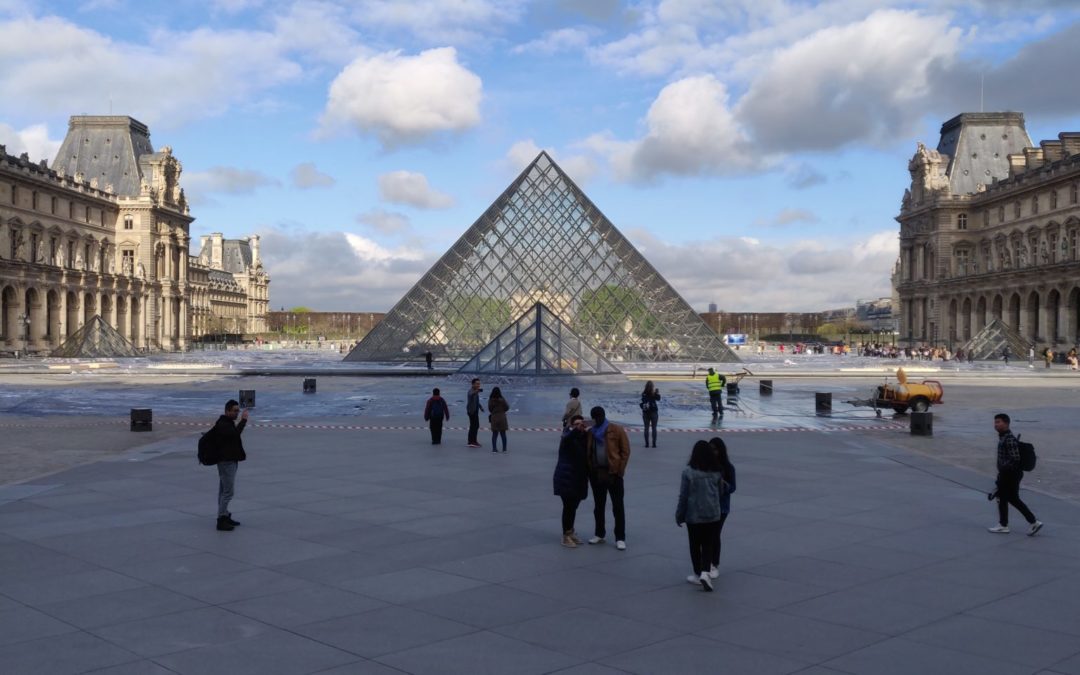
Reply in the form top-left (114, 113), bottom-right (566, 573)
top-left (705, 368), bottom-right (726, 420)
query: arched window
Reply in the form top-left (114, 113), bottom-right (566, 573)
top-left (957, 214), bottom-right (968, 230)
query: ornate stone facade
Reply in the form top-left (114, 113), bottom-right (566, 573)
top-left (0, 116), bottom-right (192, 352)
top-left (190, 233), bottom-right (269, 338)
top-left (895, 112), bottom-right (1080, 350)
top-left (0, 115), bottom-right (271, 353)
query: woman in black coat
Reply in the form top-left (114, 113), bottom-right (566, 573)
top-left (554, 414), bottom-right (590, 548)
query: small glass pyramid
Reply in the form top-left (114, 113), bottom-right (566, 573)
top-left (346, 152), bottom-right (738, 364)
top-left (458, 302), bottom-right (621, 375)
top-left (961, 318), bottom-right (1032, 361)
top-left (50, 314), bottom-right (140, 358)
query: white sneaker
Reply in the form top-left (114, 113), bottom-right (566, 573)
top-left (615, 540), bottom-right (626, 551)
top-left (988, 525), bottom-right (1010, 533)
top-left (708, 565), bottom-right (719, 579)
top-left (587, 536), bottom-right (604, 545)
top-left (1028, 521), bottom-right (1043, 536)
top-left (699, 571), bottom-right (713, 592)
top-left (686, 574), bottom-right (699, 584)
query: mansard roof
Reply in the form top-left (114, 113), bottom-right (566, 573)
top-left (53, 116), bottom-right (154, 197)
top-left (936, 112), bottom-right (1032, 195)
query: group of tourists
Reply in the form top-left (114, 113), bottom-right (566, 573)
top-left (423, 378), bottom-right (510, 452)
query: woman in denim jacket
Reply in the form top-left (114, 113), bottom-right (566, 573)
top-left (675, 440), bottom-right (728, 591)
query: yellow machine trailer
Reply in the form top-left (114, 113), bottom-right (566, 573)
top-left (847, 367), bottom-right (944, 415)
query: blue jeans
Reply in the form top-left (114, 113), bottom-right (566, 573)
top-left (217, 461), bottom-right (238, 517)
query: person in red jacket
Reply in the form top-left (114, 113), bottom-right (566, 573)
top-left (424, 388), bottom-right (450, 445)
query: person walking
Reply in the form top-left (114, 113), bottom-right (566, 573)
top-left (554, 414), bottom-right (589, 547)
top-left (705, 368), bottom-right (726, 421)
top-left (640, 381), bottom-right (661, 448)
top-left (675, 441), bottom-right (727, 591)
top-left (1002, 346), bottom-right (1011, 365)
top-left (424, 351), bottom-right (433, 370)
top-left (1028, 345), bottom-right (1035, 368)
top-left (423, 387), bottom-right (450, 444)
top-left (988, 413), bottom-right (1042, 535)
top-left (562, 387), bottom-right (582, 429)
top-left (586, 406), bottom-right (631, 550)
top-left (212, 399), bottom-right (248, 532)
top-left (466, 378), bottom-right (484, 448)
top-left (1044, 347), bottom-right (1054, 369)
top-left (488, 386), bottom-right (509, 453)
top-left (708, 436), bottom-right (736, 578)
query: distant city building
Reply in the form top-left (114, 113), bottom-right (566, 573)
top-left (191, 233), bottom-right (269, 338)
top-left (0, 115), bottom-right (269, 353)
top-left (895, 112), bottom-right (1080, 349)
top-left (708, 302), bottom-right (717, 313)
top-left (854, 297), bottom-right (895, 332)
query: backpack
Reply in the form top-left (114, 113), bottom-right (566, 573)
top-left (428, 398), bottom-right (445, 420)
top-left (1016, 434), bottom-right (1037, 472)
top-left (197, 428), bottom-right (220, 466)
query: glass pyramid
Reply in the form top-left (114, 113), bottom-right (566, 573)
top-left (51, 315), bottom-right (140, 358)
top-left (961, 318), bottom-right (1031, 361)
top-left (459, 302), bottom-right (621, 375)
top-left (345, 152), bottom-right (739, 364)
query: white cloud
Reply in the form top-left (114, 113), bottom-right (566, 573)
top-left (736, 10), bottom-right (962, 151)
top-left (0, 15), bottom-right (303, 128)
top-left (378, 170), bottom-right (455, 209)
top-left (290, 162), bottom-right (335, 189)
top-left (357, 208), bottom-right (411, 234)
top-left (319, 47), bottom-right (483, 147)
top-left (259, 225), bottom-right (432, 310)
top-left (184, 166), bottom-right (279, 202)
top-left (512, 27), bottom-right (592, 55)
top-left (271, 1), bottom-right (361, 64)
top-left (628, 228), bottom-right (897, 311)
top-left (0, 122), bottom-right (62, 163)
top-left (592, 75), bottom-right (763, 182)
top-left (349, 0), bottom-right (527, 43)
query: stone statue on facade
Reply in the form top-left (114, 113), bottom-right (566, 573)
top-left (907, 142), bottom-right (950, 205)
top-left (136, 262), bottom-right (145, 279)
top-left (1041, 243), bottom-right (1049, 263)
top-left (122, 255), bottom-right (133, 276)
top-left (36, 239), bottom-right (46, 264)
top-left (75, 249), bottom-right (84, 270)
top-left (55, 245), bottom-right (64, 267)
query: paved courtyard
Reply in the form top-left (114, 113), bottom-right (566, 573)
top-left (2, 373), bottom-right (1080, 674)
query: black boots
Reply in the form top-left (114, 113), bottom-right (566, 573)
top-left (216, 515), bottom-right (235, 531)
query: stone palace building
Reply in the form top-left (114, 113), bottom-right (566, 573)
top-left (895, 112), bottom-right (1080, 350)
top-left (0, 115), bottom-right (268, 353)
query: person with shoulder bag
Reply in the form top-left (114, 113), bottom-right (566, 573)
top-left (640, 380), bottom-right (660, 447)
top-left (988, 413), bottom-right (1042, 536)
top-left (488, 386), bottom-right (509, 453)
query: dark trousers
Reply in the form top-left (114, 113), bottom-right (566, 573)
top-left (687, 521), bottom-right (720, 575)
top-left (642, 410), bottom-right (657, 446)
top-left (589, 470), bottom-right (625, 541)
top-left (711, 512), bottom-right (729, 567)
top-left (996, 469), bottom-right (1036, 526)
top-left (560, 495), bottom-right (581, 532)
top-left (467, 412), bottom-right (480, 444)
top-left (491, 429), bottom-right (506, 451)
top-left (709, 391), bottom-right (723, 415)
top-left (429, 418), bottom-right (443, 444)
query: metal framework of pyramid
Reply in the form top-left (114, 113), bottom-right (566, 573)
top-left (50, 315), bottom-right (140, 358)
top-left (458, 302), bottom-right (621, 376)
top-left (961, 318), bottom-right (1031, 360)
top-left (345, 152), bottom-right (738, 364)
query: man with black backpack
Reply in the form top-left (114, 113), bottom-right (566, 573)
top-left (988, 413), bottom-right (1042, 536)
top-left (212, 399), bottom-right (248, 532)
top-left (424, 387), bottom-right (450, 445)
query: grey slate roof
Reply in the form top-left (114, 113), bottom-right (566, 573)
top-left (220, 239), bottom-right (253, 274)
top-left (52, 116), bottom-right (153, 197)
top-left (936, 112), bottom-right (1032, 195)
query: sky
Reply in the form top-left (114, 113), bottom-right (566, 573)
top-left (2, 0), bottom-right (1080, 314)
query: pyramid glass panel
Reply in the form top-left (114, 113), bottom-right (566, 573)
top-left (458, 303), bottom-right (621, 376)
top-left (346, 152), bottom-right (738, 364)
top-left (51, 315), bottom-right (140, 358)
top-left (961, 318), bottom-right (1031, 360)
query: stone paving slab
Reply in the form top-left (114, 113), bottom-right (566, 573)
top-left (0, 409), bottom-right (1079, 674)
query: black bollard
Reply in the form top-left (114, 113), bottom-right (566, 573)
top-left (130, 408), bottom-right (152, 432)
top-left (303, 378), bottom-right (316, 394)
top-left (239, 390), bottom-right (256, 408)
top-left (760, 380), bottom-right (773, 396)
top-left (910, 411), bottom-right (933, 436)
top-left (815, 392), bottom-right (832, 415)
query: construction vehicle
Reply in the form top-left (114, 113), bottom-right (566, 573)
top-left (846, 367), bottom-right (944, 415)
